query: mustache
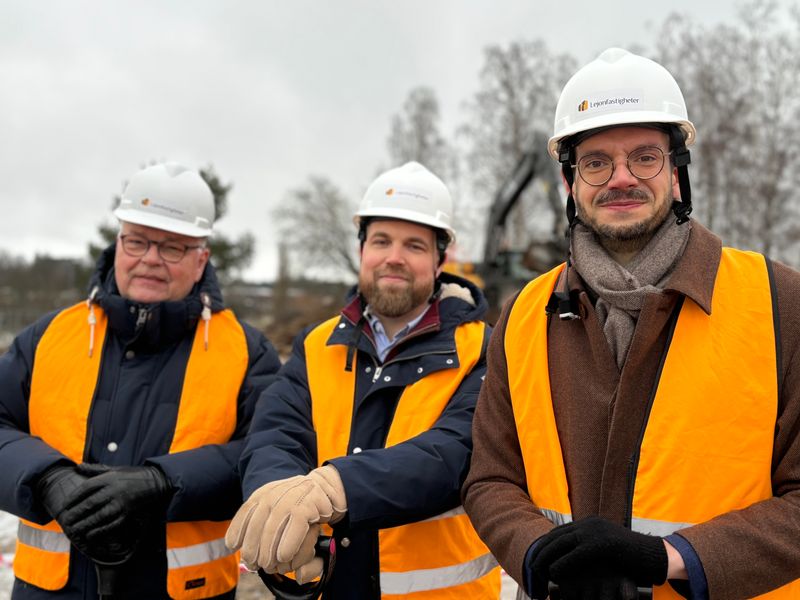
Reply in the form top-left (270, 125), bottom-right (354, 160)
top-left (376, 266), bottom-right (411, 280)
top-left (595, 188), bottom-right (651, 205)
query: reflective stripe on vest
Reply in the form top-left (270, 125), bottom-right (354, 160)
top-left (19, 303), bottom-right (247, 599)
top-left (506, 249), bottom-right (800, 599)
top-left (306, 317), bottom-right (500, 599)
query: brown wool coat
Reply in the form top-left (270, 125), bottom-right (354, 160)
top-left (462, 222), bottom-right (800, 600)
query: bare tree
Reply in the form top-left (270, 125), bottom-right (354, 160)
top-left (654, 0), bottom-right (800, 261)
top-left (274, 176), bottom-right (359, 280)
top-left (387, 86), bottom-right (453, 177)
top-left (459, 40), bottom-right (576, 256)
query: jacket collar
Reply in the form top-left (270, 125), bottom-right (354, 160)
top-left (331, 271), bottom-right (487, 359)
top-left (87, 244), bottom-right (225, 349)
top-left (567, 219), bottom-right (721, 315)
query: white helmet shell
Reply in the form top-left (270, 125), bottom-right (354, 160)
top-left (114, 163), bottom-right (215, 237)
top-left (355, 161), bottom-right (455, 243)
top-left (548, 48), bottom-right (696, 159)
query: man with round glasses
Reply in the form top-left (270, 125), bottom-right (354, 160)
top-left (464, 48), bottom-right (800, 599)
top-left (0, 163), bottom-right (280, 599)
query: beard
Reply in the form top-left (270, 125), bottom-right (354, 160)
top-left (359, 266), bottom-right (433, 318)
top-left (579, 187), bottom-right (673, 256)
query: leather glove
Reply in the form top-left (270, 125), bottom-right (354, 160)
top-left (530, 516), bottom-right (668, 589)
top-left (37, 464), bottom-right (137, 564)
top-left (272, 524), bottom-right (322, 575)
top-left (295, 556), bottom-right (324, 585)
top-left (226, 465), bottom-right (346, 571)
top-left (36, 464), bottom-right (88, 523)
top-left (58, 464), bottom-right (172, 543)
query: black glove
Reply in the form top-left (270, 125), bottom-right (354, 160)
top-left (59, 464), bottom-right (172, 545)
top-left (530, 516), bottom-right (668, 589)
top-left (37, 464), bottom-right (133, 563)
top-left (36, 463), bottom-right (88, 522)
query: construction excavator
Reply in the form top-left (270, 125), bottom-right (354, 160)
top-left (446, 137), bottom-right (567, 323)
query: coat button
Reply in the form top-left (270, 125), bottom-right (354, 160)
top-left (365, 366), bottom-right (372, 373)
top-left (125, 350), bottom-right (135, 359)
top-left (352, 447), bottom-right (362, 454)
top-left (383, 375), bottom-right (391, 382)
top-left (446, 358), bottom-right (454, 365)
top-left (417, 367), bottom-right (423, 374)
top-left (107, 442), bottom-right (118, 452)
top-left (340, 537), bottom-right (351, 548)
top-left (338, 323), bottom-right (346, 329)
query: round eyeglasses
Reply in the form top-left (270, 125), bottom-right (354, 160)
top-left (574, 146), bottom-right (669, 187)
top-left (119, 234), bottom-right (204, 263)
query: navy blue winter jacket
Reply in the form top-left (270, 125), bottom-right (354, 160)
top-left (0, 245), bottom-right (281, 599)
top-left (240, 272), bottom-right (490, 600)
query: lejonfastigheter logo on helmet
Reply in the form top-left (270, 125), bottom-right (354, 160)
top-left (385, 187), bottom-right (430, 202)
top-left (147, 202), bottom-right (188, 216)
top-left (579, 90), bottom-right (642, 114)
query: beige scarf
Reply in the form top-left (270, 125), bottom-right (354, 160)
top-left (571, 217), bottom-right (691, 369)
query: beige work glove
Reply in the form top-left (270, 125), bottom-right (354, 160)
top-left (225, 465), bottom-right (346, 572)
top-left (295, 556), bottom-right (325, 585)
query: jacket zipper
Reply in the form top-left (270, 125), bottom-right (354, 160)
top-left (624, 297), bottom-right (684, 528)
top-left (371, 347), bottom-right (455, 384)
top-left (135, 307), bottom-right (148, 329)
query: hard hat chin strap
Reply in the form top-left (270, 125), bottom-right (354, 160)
top-left (669, 126), bottom-right (693, 225)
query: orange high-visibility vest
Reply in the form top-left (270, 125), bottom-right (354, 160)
top-left (305, 316), bottom-right (501, 599)
top-left (506, 248), bottom-right (800, 599)
top-left (16, 301), bottom-right (248, 599)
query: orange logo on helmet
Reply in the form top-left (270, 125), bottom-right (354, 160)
top-left (141, 198), bottom-right (151, 206)
top-left (385, 188), bottom-right (394, 196)
top-left (578, 100), bottom-right (589, 112)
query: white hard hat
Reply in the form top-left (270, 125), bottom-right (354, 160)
top-left (114, 163), bottom-right (214, 237)
top-left (548, 48), bottom-right (696, 159)
top-left (355, 161), bottom-right (455, 243)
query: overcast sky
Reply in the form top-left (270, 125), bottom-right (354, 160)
top-left (1, 1), bottom-right (762, 281)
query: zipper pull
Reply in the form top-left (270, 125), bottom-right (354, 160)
top-left (135, 307), bottom-right (148, 329)
top-left (372, 365), bottom-right (382, 383)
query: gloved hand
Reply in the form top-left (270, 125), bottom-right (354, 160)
top-left (530, 516), bottom-right (668, 589)
top-left (225, 465), bottom-right (346, 572)
top-left (36, 463), bottom-right (88, 523)
top-left (37, 464), bottom-right (138, 563)
top-left (295, 555), bottom-right (324, 585)
top-left (58, 464), bottom-right (172, 546)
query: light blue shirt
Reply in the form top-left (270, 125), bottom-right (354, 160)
top-left (366, 306), bottom-right (428, 362)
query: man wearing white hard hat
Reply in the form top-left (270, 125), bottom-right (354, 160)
top-left (0, 163), bottom-right (281, 599)
top-left (464, 48), bottom-right (800, 599)
top-left (226, 162), bottom-right (501, 599)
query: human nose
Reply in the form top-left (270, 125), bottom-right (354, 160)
top-left (140, 241), bottom-right (163, 263)
top-left (606, 158), bottom-right (638, 188)
top-left (384, 243), bottom-right (406, 264)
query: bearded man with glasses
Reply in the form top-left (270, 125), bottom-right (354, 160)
top-left (464, 48), bottom-right (800, 600)
top-left (0, 163), bottom-right (280, 599)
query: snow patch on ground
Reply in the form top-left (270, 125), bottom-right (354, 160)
top-left (0, 511), bottom-right (17, 549)
top-left (0, 512), bottom-right (17, 595)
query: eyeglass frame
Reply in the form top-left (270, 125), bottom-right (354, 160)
top-left (118, 233), bottom-right (206, 263)
top-left (572, 145), bottom-right (673, 187)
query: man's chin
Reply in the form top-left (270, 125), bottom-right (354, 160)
top-left (126, 283), bottom-right (170, 304)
